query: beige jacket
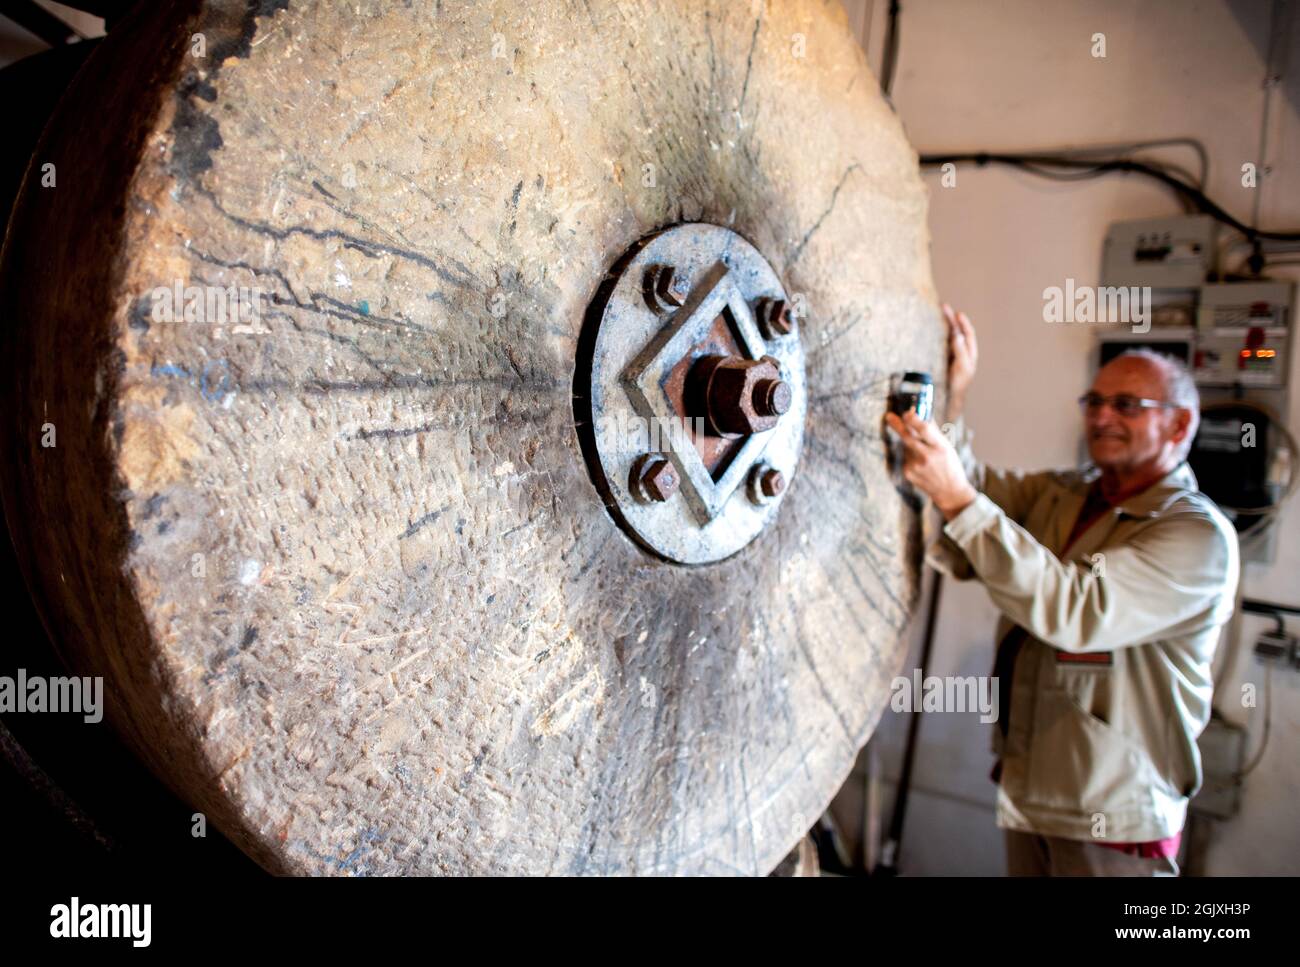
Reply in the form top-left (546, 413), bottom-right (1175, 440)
top-left (925, 416), bottom-right (1240, 843)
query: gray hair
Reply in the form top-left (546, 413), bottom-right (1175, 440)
top-left (1113, 348), bottom-right (1200, 459)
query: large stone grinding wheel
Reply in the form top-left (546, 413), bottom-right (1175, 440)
top-left (0, 0), bottom-right (943, 874)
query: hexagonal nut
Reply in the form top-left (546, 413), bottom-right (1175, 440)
top-left (747, 463), bottom-right (786, 505)
top-left (757, 297), bottom-right (795, 337)
top-left (631, 454), bottom-right (679, 503)
top-left (643, 265), bottom-right (688, 312)
top-left (706, 355), bottom-right (790, 437)
top-left (759, 468), bottom-right (786, 498)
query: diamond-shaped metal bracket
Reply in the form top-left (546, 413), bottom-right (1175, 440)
top-left (622, 261), bottom-right (777, 526)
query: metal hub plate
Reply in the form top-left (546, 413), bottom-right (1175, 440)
top-left (577, 223), bottom-right (806, 564)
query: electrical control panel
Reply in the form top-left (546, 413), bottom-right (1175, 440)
top-left (1100, 214), bottom-right (1219, 289)
top-left (1193, 282), bottom-right (1292, 389)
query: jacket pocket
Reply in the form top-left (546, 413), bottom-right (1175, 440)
top-left (1024, 688), bottom-right (1157, 815)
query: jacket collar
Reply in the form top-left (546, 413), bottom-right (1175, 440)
top-left (1074, 461), bottom-right (1200, 518)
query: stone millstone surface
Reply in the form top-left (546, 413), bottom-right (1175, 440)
top-left (0, 0), bottom-right (944, 874)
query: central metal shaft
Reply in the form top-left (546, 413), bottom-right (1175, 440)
top-left (691, 354), bottom-right (792, 438)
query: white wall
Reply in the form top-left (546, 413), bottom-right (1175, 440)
top-left (843, 0), bottom-right (1300, 875)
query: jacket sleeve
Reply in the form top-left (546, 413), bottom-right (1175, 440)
top-left (924, 416), bottom-right (1056, 582)
top-left (940, 492), bottom-right (1239, 653)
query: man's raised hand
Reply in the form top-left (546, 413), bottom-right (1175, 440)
top-left (943, 303), bottom-right (978, 420)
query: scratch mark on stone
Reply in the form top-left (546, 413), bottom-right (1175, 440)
top-left (787, 163), bottom-right (862, 268)
top-left (531, 665), bottom-right (605, 738)
top-left (738, 12), bottom-right (763, 114)
top-left (400, 503), bottom-right (451, 540)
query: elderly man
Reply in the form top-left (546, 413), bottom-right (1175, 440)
top-left (885, 305), bottom-right (1239, 877)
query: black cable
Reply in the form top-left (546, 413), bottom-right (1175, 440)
top-left (920, 151), bottom-right (1300, 242)
top-left (1044, 137), bottom-right (1210, 190)
top-left (1248, 239), bottom-right (1266, 276)
top-left (1242, 598), bottom-right (1300, 617)
top-left (880, 0), bottom-right (901, 96)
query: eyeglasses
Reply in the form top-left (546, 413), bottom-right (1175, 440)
top-left (1077, 393), bottom-right (1181, 417)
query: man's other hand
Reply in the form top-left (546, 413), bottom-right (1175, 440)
top-left (944, 303), bottom-right (978, 420)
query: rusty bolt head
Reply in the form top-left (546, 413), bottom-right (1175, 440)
top-left (644, 265), bottom-right (688, 313)
top-left (631, 454), bottom-right (679, 503)
top-left (757, 297), bottom-right (795, 337)
top-left (699, 354), bottom-right (789, 437)
top-left (760, 468), bottom-right (786, 498)
top-left (748, 463), bottom-right (786, 505)
top-left (754, 377), bottom-right (792, 417)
